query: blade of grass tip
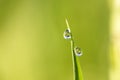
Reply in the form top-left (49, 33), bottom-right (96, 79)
top-left (65, 19), bottom-right (83, 80)
top-left (65, 18), bottom-right (71, 32)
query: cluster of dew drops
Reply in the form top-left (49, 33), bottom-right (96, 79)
top-left (63, 28), bottom-right (83, 56)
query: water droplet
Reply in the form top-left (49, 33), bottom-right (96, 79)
top-left (74, 47), bottom-right (83, 56)
top-left (63, 29), bottom-right (71, 39)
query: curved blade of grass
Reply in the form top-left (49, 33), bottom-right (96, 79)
top-left (65, 19), bottom-right (83, 80)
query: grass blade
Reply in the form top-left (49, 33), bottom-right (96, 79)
top-left (71, 39), bottom-right (83, 80)
top-left (64, 19), bottom-right (83, 80)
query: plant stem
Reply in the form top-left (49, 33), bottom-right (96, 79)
top-left (65, 19), bottom-right (83, 80)
top-left (70, 38), bottom-right (83, 80)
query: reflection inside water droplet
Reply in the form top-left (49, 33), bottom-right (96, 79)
top-left (74, 47), bottom-right (83, 56)
top-left (63, 29), bottom-right (71, 39)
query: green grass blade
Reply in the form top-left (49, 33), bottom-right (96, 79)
top-left (64, 19), bottom-right (83, 80)
top-left (71, 40), bottom-right (83, 80)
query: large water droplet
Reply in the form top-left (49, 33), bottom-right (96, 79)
top-left (74, 47), bottom-right (83, 56)
top-left (63, 29), bottom-right (71, 39)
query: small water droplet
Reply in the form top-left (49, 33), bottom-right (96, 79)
top-left (74, 47), bottom-right (83, 56)
top-left (63, 29), bottom-right (71, 39)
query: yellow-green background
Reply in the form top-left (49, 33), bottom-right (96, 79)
top-left (0, 0), bottom-right (109, 80)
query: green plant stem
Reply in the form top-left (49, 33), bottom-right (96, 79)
top-left (65, 19), bottom-right (83, 80)
top-left (71, 38), bottom-right (83, 80)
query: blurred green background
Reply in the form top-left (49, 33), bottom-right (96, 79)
top-left (0, 0), bottom-right (110, 80)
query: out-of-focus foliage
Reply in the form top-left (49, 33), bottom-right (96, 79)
top-left (0, 0), bottom-right (109, 80)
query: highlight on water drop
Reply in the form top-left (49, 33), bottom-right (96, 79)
top-left (63, 28), bottom-right (71, 39)
top-left (74, 46), bottom-right (83, 56)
